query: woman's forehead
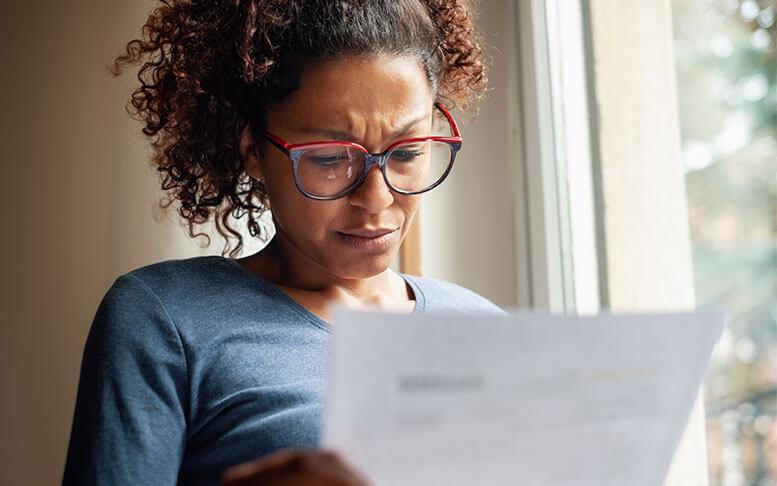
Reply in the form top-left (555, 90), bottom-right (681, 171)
top-left (285, 56), bottom-right (430, 106)
top-left (268, 55), bottom-right (435, 133)
top-left (293, 109), bottom-right (433, 142)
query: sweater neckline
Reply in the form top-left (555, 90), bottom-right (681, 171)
top-left (216, 256), bottom-right (427, 330)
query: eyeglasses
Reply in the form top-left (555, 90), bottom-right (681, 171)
top-left (259, 103), bottom-right (462, 200)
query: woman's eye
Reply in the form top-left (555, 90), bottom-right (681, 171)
top-left (310, 154), bottom-right (349, 166)
top-left (390, 150), bottom-right (425, 162)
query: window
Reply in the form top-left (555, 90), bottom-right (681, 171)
top-left (673, 0), bottom-right (777, 483)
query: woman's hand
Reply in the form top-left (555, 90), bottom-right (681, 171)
top-left (221, 449), bottom-right (369, 486)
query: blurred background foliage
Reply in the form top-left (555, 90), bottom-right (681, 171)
top-left (672, 0), bottom-right (776, 484)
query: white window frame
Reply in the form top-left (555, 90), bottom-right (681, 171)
top-left (511, 1), bottom-right (709, 484)
top-left (510, 0), bottom-right (601, 314)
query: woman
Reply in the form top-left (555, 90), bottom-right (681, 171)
top-left (63, 1), bottom-right (501, 484)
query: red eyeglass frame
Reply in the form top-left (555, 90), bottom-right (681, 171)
top-left (258, 103), bottom-right (463, 200)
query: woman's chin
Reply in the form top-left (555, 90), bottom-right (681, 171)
top-left (329, 253), bottom-right (398, 281)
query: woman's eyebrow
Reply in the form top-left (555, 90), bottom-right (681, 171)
top-left (391, 114), bottom-right (431, 137)
top-left (296, 128), bottom-right (353, 141)
top-left (296, 113), bottom-right (430, 141)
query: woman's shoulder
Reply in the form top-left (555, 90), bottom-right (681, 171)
top-left (403, 274), bottom-right (506, 315)
top-left (113, 255), bottom-right (266, 303)
top-left (122, 255), bottom-right (234, 289)
top-left (95, 255), bottom-right (323, 345)
top-left (101, 255), bottom-right (281, 326)
top-left (94, 255), bottom-right (232, 322)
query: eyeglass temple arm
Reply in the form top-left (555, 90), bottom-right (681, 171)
top-left (260, 130), bottom-right (292, 154)
top-left (434, 102), bottom-right (461, 138)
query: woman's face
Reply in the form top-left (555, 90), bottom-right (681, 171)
top-left (245, 55), bottom-right (435, 281)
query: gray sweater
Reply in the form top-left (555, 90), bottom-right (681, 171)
top-left (63, 255), bottom-right (503, 485)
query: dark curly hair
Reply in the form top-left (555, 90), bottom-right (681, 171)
top-left (111, 0), bottom-right (488, 257)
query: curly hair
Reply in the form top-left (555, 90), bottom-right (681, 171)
top-left (111, 0), bottom-right (488, 257)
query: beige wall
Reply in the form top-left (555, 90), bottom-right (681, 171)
top-left (586, 1), bottom-right (707, 484)
top-left (420, 0), bottom-right (518, 307)
top-left (0, 1), bottom-right (207, 484)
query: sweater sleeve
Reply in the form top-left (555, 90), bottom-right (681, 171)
top-left (63, 274), bottom-right (189, 485)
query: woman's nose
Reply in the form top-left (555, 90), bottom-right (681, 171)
top-left (347, 164), bottom-right (394, 213)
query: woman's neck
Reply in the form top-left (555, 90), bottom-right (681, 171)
top-left (236, 236), bottom-right (413, 307)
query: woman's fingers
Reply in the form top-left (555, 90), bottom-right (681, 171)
top-left (221, 449), bottom-right (369, 486)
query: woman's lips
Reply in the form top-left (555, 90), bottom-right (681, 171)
top-left (336, 228), bottom-right (400, 251)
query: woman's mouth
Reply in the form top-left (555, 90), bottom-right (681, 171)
top-left (336, 228), bottom-right (400, 251)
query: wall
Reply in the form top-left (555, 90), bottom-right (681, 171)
top-left (0, 2), bottom-right (210, 484)
top-left (420, 0), bottom-right (519, 307)
top-left (585, 0), bottom-right (708, 484)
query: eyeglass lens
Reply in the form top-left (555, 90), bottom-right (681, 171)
top-left (295, 141), bottom-right (454, 198)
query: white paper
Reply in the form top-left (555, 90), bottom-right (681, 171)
top-left (324, 309), bottom-right (726, 486)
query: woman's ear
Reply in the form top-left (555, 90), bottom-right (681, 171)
top-left (240, 125), bottom-right (262, 180)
